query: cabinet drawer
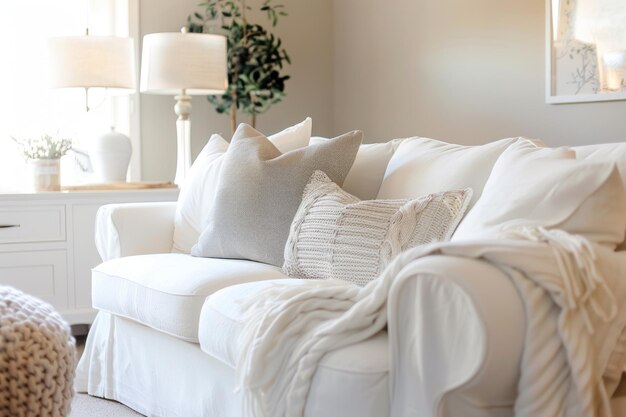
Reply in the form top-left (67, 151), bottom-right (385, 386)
top-left (0, 250), bottom-right (68, 308)
top-left (0, 205), bottom-right (66, 244)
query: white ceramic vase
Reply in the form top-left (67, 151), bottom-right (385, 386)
top-left (29, 159), bottom-right (61, 192)
top-left (90, 128), bottom-right (132, 183)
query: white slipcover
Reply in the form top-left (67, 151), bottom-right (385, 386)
top-left (199, 279), bottom-right (309, 367)
top-left (92, 254), bottom-right (287, 342)
top-left (82, 138), bottom-right (626, 417)
top-left (77, 312), bottom-right (390, 417)
top-left (96, 202), bottom-right (178, 262)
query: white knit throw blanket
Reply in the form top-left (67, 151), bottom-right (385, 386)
top-left (236, 227), bottom-right (626, 417)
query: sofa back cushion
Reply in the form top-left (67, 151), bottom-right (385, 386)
top-left (172, 118), bottom-right (312, 254)
top-left (191, 124), bottom-right (362, 266)
top-left (574, 142), bottom-right (626, 185)
top-left (309, 137), bottom-right (402, 200)
top-left (376, 137), bottom-right (538, 208)
top-left (452, 141), bottom-right (626, 249)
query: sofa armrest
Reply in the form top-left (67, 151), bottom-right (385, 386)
top-left (95, 202), bottom-right (177, 262)
top-left (388, 255), bottom-right (525, 417)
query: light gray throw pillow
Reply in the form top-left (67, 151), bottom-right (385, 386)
top-left (191, 124), bottom-right (362, 266)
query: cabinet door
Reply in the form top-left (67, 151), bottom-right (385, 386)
top-left (0, 250), bottom-right (68, 308)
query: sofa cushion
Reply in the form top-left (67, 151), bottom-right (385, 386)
top-left (377, 137), bottom-right (538, 208)
top-left (198, 279), bottom-right (389, 378)
top-left (310, 137), bottom-right (402, 200)
top-left (91, 254), bottom-right (287, 342)
top-left (191, 124), bottom-right (362, 266)
top-left (173, 118), bottom-right (312, 254)
top-left (452, 141), bottom-right (626, 249)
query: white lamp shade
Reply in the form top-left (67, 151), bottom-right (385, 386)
top-left (140, 32), bottom-right (228, 95)
top-left (48, 36), bottom-right (136, 91)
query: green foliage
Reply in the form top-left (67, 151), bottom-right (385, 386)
top-left (10, 133), bottom-right (72, 160)
top-left (187, 0), bottom-right (290, 126)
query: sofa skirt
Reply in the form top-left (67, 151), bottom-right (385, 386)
top-left (76, 312), bottom-right (390, 417)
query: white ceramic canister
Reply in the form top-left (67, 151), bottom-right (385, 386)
top-left (90, 128), bottom-right (132, 183)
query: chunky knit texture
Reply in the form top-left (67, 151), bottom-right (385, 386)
top-left (283, 171), bottom-right (472, 285)
top-left (0, 286), bottom-right (75, 417)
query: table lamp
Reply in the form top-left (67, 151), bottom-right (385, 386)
top-left (140, 28), bottom-right (228, 186)
top-left (48, 34), bottom-right (136, 182)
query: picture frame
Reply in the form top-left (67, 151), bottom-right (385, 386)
top-left (545, 0), bottom-right (626, 104)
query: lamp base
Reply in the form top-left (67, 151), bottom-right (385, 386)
top-left (174, 93), bottom-right (192, 186)
top-left (174, 118), bottom-right (191, 186)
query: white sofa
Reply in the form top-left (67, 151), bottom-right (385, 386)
top-left (76, 137), bottom-right (626, 417)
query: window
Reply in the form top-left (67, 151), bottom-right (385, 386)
top-left (0, 0), bottom-right (136, 192)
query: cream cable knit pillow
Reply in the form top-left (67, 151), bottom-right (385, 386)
top-left (283, 171), bottom-right (472, 286)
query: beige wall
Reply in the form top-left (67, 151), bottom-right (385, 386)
top-left (333, 0), bottom-right (626, 146)
top-left (139, 0), bottom-right (333, 181)
top-left (140, 0), bottom-right (626, 180)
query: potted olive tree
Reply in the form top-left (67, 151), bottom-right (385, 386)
top-left (11, 133), bottom-right (72, 192)
top-left (187, 0), bottom-right (291, 133)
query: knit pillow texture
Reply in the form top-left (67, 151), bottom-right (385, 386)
top-left (283, 171), bottom-right (473, 286)
top-left (192, 124), bottom-right (362, 266)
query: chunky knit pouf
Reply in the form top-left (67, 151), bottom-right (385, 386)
top-left (0, 286), bottom-right (75, 417)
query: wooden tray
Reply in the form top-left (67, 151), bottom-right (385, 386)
top-left (61, 182), bottom-right (177, 191)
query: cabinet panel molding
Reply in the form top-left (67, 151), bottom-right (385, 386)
top-left (0, 205), bottom-right (65, 244)
top-left (0, 250), bottom-right (68, 307)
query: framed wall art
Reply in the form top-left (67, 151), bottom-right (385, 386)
top-left (546, 0), bottom-right (626, 104)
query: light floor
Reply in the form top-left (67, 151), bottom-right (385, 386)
top-left (70, 394), bottom-right (143, 417)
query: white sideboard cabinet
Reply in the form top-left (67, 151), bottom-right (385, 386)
top-left (0, 189), bottom-right (179, 325)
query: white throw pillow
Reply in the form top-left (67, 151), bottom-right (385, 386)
top-left (172, 118), bottom-right (312, 253)
top-left (310, 137), bottom-right (402, 200)
top-left (452, 140), bottom-right (626, 249)
top-left (377, 136), bottom-right (541, 208)
top-left (283, 171), bottom-right (472, 286)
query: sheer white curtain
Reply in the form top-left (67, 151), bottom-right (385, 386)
top-left (0, 1), bottom-right (130, 192)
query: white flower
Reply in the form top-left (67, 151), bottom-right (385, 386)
top-left (10, 133), bottom-right (73, 160)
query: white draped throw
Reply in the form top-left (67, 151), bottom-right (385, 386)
top-left (235, 227), bottom-right (626, 417)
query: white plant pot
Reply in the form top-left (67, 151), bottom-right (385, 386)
top-left (29, 159), bottom-right (61, 192)
top-left (90, 128), bottom-right (132, 183)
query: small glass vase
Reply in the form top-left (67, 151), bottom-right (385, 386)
top-left (28, 158), bottom-right (61, 192)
